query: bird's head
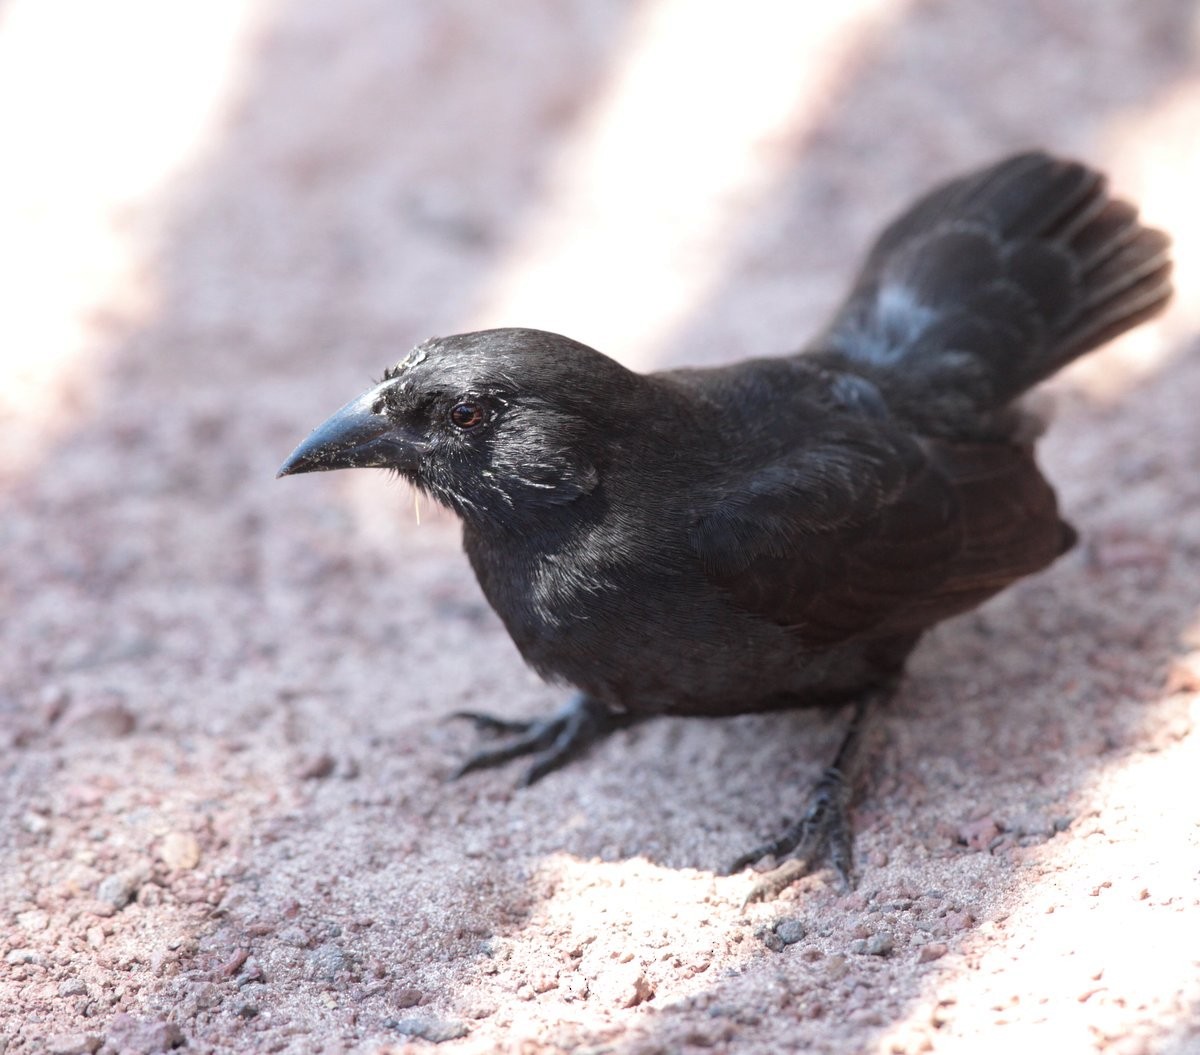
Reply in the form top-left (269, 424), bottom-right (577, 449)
top-left (277, 328), bottom-right (644, 525)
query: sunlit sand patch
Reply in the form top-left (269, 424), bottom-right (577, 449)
top-left (468, 0), bottom-right (903, 369)
top-left (0, 0), bottom-right (268, 476)
top-left (1063, 75), bottom-right (1200, 402)
top-left (877, 688), bottom-right (1200, 1054)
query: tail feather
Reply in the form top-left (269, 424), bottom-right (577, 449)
top-left (811, 152), bottom-right (1173, 437)
top-left (1065, 197), bottom-right (1134, 255)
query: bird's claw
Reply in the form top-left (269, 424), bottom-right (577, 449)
top-left (731, 764), bottom-right (854, 903)
top-left (449, 694), bottom-right (629, 786)
top-left (448, 710), bottom-right (537, 736)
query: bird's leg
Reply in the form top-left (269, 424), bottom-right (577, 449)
top-left (731, 686), bottom-right (891, 902)
top-left (449, 693), bottom-right (636, 787)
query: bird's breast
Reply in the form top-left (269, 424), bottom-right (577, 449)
top-left (459, 522), bottom-right (861, 716)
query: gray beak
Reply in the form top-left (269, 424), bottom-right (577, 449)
top-left (277, 383), bottom-right (420, 478)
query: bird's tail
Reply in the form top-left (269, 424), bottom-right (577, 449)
top-left (812, 152), bottom-right (1173, 436)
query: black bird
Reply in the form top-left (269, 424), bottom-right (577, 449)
top-left (279, 153), bottom-right (1171, 896)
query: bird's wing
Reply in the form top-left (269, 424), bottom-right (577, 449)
top-left (688, 432), bottom-right (1068, 646)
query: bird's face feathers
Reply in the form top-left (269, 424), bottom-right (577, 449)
top-left (371, 368), bottom-right (601, 520)
top-left (280, 329), bottom-right (633, 525)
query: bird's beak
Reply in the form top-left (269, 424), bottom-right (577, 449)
top-left (276, 383), bottom-right (420, 478)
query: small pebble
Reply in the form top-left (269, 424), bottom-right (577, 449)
top-left (237, 959), bottom-right (265, 987)
top-left (61, 694), bottom-right (136, 739)
top-left (296, 753), bottom-right (336, 780)
top-left (1004, 812), bottom-right (1055, 840)
top-left (188, 983), bottom-right (222, 1011)
top-left (589, 965), bottom-right (655, 1008)
top-left (943, 910), bottom-right (976, 933)
top-left (1165, 653), bottom-right (1200, 694)
top-left (774, 919), bottom-right (806, 945)
top-left (39, 685), bottom-right (71, 724)
top-left (756, 926), bottom-right (784, 953)
top-left (20, 813), bottom-right (50, 835)
top-left (97, 872), bottom-right (139, 910)
top-left (850, 932), bottom-right (893, 956)
top-left (391, 987), bottom-right (423, 1009)
top-left (306, 943), bottom-right (347, 981)
top-left (277, 925), bottom-right (311, 948)
top-left (159, 832), bottom-right (201, 871)
top-left (622, 973), bottom-right (655, 1008)
top-left (958, 817), bottom-right (1001, 851)
top-left (103, 1015), bottom-right (184, 1052)
top-left (16, 910), bottom-right (49, 932)
top-left (388, 1017), bottom-right (470, 1044)
top-left (45, 1035), bottom-right (101, 1055)
top-left (214, 949), bottom-right (249, 980)
top-left (823, 954), bottom-right (848, 980)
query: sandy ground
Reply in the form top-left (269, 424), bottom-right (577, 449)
top-left (2, 1), bottom-right (1200, 1052)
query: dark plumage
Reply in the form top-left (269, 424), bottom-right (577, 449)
top-left (279, 152), bottom-right (1171, 893)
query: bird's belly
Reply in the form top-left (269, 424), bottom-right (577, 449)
top-left (504, 589), bottom-right (881, 717)
top-left (465, 531), bottom-right (899, 717)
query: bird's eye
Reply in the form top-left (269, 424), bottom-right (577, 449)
top-left (449, 401), bottom-right (486, 430)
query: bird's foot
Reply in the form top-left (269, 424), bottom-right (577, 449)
top-left (730, 763), bottom-right (855, 904)
top-left (730, 688), bottom-right (890, 902)
top-left (449, 694), bottom-right (631, 786)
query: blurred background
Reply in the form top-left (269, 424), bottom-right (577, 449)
top-left (1, 1), bottom-right (1198, 1052)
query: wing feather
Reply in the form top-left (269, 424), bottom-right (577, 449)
top-left (690, 431), bottom-right (1070, 646)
